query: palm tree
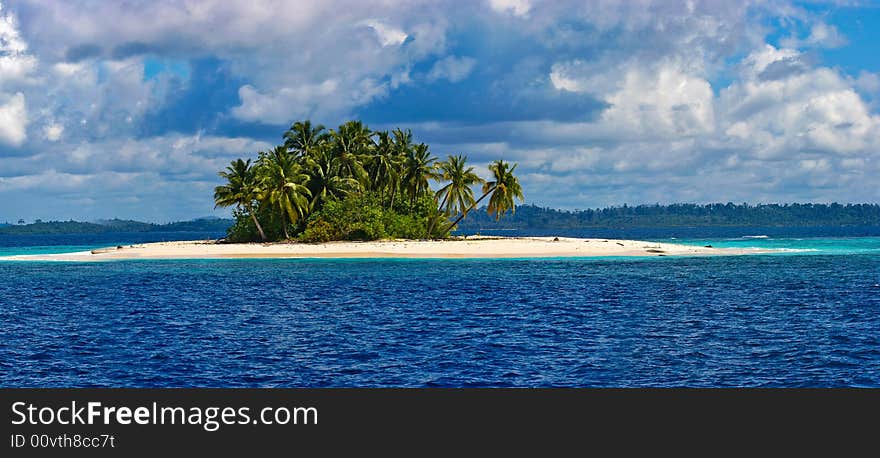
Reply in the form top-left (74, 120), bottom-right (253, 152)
top-left (428, 154), bottom-right (485, 237)
top-left (369, 131), bottom-right (401, 207)
top-left (303, 146), bottom-right (360, 209)
top-left (214, 158), bottom-right (267, 241)
top-left (434, 154), bottom-right (485, 215)
top-left (258, 146), bottom-right (312, 239)
top-left (386, 128), bottom-right (413, 208)
top-left (450, 159), bottom-right (523, 228)
top-left (402, 143), bottom-right (438, 207)
top-left (283, 120), bottom-right (326, 157)
top-left (328, 121), bottom-right (371, 184)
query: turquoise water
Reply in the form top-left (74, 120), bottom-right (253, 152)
top-left (2, 234), bottom-right (880, 259)
top-left (671, 236), bottom-right (880, 256)
top-left (0, 232), bottom-right (224, 258)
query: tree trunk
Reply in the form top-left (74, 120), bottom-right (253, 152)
top-left (426, 192), bottom-right (451, 238)
top-left (449, 186), bottom-right (494, 229)
top-left (248, 208), bottom-right (267, 242)
top-left (389, 185), bottom-right (397, 211)
top-left (280, 206), bottom-right (291, 240)
top-left (437, 192), bottom-right (450, 214)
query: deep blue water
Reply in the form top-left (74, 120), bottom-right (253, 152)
top-left (2, 228), bottom-right (880, 387)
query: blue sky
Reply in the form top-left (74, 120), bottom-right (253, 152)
top-left (1, 0), bottom-right (879, 222)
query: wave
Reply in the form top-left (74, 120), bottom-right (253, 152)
top-left (742, 235), bottom-right (770, 239)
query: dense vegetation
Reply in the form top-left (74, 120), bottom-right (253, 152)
top-left (214, 120), bottom-right (523, 242)
top-left (458, 203), bottom-right (880, 229)
top-left (0, 218), bottom-right (232, 235)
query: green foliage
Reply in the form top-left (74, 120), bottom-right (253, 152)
top-left (300, 194), bottom-right (387, 241)
top-left (225, 208), bottom-right (261, 243)
top-left (299, 193), bottom-right (436, 242)
top-left (298, 219), bottom-right (335, 243)
top-left (226, 206), bottom-right (287, 242)
top-left (383, 212), bottom-right (427, 240)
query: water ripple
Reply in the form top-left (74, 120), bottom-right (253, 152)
top-left (1, 254), bottom-right (879, 387)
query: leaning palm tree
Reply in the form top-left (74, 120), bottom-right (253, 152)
top-left (283, 120), bottom-right (326, 157)
top-left (450, 159), bottom-right (523, 228)
top-left (214, 158), bottom-right (267, 241)
top-left (434, 154), bottom-right (485, 215)
top-left (258, 146), bottom-right (312, 239)
top-left (427, 154), bottom-right (484, 237)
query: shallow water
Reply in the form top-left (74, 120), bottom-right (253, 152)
top-left (2, 229), bottom-right (879, 387)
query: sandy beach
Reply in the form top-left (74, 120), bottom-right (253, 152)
top-left (0, 237), bottom-right (773, 261)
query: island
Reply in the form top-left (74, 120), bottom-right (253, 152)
top-left (0, 119), bottom-right (790, 261)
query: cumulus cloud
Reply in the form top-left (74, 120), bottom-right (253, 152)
top-left (0, 3), bottom-right (32, 146)
top-left (855, 71), bottom-right (880, 95)
top-left (488, 0), bottom-right (533, 17)
top-left (780, 22), bottom-right (848, 49)
top-left (0, 132), bottom-right (273, 220)
top-left (10, 0), bottom-right (452, 126)
top-left (550, 58), bottom-right (715, 138)
top-left (0, 2), bottom-right (36, 86)
top-left (427, 55), bottom-right (476, 83)
top-left (1, 0), bottom-right (880, 219)
top-left (0, 91), bottom-right (26, 146)
top-left (42, 122), bottom-right (62, 141)
top-left (362, 20), bottom-right (408, 47)
top-left (719, 45), bottom-right (880, 159)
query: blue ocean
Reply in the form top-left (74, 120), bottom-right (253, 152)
top-left (2, 227), bottom-right (879, 387)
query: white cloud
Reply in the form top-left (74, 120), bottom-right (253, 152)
top-left (780, 22), bottom-right (848, 49)
top-left (43, 123), bottom-right (63, 141)
top-left (362, 20), bottom-right (408, 47)
top-left (232, 77), bottom-right (390, 124)
top-left (550, 58), bottom-right (715, 138)
top-left (427, 55), bottom-right (476, 83)
top-left (0, 2), bottom-right (36, 86)
top-left (855, 71), bottom-right (880, 95)
top-left (489, 0), bottom-right (533, 17)
top-left (2, 0), bottom-right (880, 217)
top-left (719, 45), bottom-right (880, 159)
top-left (0, 3), bottom-right (32, 146)
top-left (0, 92), bottom-right (27, 146)
top-left (6, 1), bottom-right (453, 126)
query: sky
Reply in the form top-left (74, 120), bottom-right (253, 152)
top-left (1, 0), bottom-right (879, 222)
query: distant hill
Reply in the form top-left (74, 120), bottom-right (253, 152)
top-left (456, 203), bottom-right (880, 229)
top-left (0, 218), bottom-right (233, 235)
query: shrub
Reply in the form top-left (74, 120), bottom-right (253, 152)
top-left (299, 192), bottom-right (439, 241)
top-left (299, 218), bottom-right (336, 243)
top-left (225, 206), bottom-right (287, 242)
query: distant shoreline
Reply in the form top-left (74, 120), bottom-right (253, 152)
top-left (0, 237), bottom-right (775, 261)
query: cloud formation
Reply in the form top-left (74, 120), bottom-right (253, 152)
top-left (0, 0), bottom-right (879, 221)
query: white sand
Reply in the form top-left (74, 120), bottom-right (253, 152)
top-left (0, 237), bottom-right (773, 261)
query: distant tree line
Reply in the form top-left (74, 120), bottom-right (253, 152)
top-left (6, 203), bottom-right (880, 236)
top-left (0, 218), bottom-right (232, 235)
top-left (457, 203), bottom-right (880, 229)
